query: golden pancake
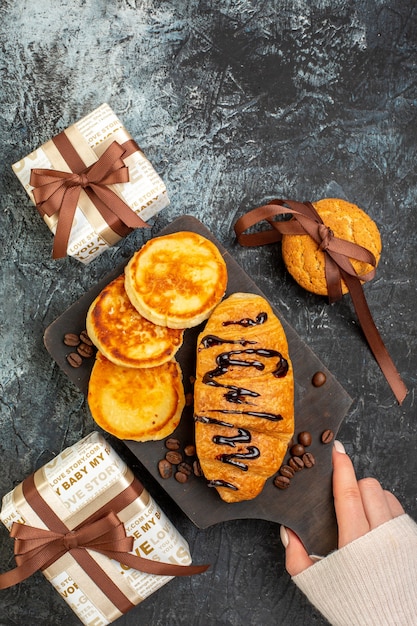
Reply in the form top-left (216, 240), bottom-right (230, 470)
top-left (86, 274), bottom-right (184, 368)
top-left (124, 231), bottom-right (228, 329)
top-left (88, 352), bottom-right (185, 441)
top-left (194, 292), bottom-right (294, 503)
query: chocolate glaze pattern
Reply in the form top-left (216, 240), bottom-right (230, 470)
top-left (195, 311), bottom-right (289, 490)
top-left (202, 379), bottom-right (260, 404)
top-left (222, 312), bottom-right (268, 327)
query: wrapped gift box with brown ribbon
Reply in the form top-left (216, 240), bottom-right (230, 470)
top-left (12, 103), bottom-right (169, 263)
top-left (0, 432), bottom-right (207, 625)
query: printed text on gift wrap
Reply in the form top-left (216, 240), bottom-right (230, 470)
top-left (48, 443), bottom-right (123, 512)
top-left (48, 446), bottom-right (189, 563)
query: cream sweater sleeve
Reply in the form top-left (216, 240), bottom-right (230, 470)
top-left (292, 514), bottom-right (417, 626)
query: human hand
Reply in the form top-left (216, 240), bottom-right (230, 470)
top-left (281, 440), bottom-right (405, 576)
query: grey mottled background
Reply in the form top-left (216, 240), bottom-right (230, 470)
top-left (0, 1), bottom-right (416, 624)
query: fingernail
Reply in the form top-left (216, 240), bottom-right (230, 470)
top-left (334, 440), bottom-right (346, 453)
top-left (280, 525), bottom-right (289, 548)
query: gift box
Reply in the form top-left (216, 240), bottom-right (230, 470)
top-left (12, 103), bottom-right (170, 263)
top-left (0, 432), bottom-right (206, 625)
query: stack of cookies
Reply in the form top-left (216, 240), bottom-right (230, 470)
top-left (87, 231), bottom-right (228, 442)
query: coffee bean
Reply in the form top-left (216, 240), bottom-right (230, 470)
top-left (274, 475), bottom-right (291, 489)
top-left (66, 352), bottom-right (83, 368)
top-left (298, 431), bottom-right (312, 447)
top-left (165, 438), bottom-right (181, 451)
top-left (321, 429), bottom-right (334, 444)
top-left (185, 392), bottom-right (193, 406)
top-left (184, 444), bottom-right (196, 457)
top-left (79, 330), bottom-right (93, 346)
top-left (289, 456), bottom-right (304, 472)
top-left (77, 342), bottom-right (94, 358)
top-left (290, 443), bottom-right (305, 457)
top-left (193, 459), bottom-right (203, 477)
top-left (177, 462), bottom-right (192, 476)
top-left (279, 464), bottom-right (295, 479)
top-left (175, 471), bottom-right (188, 483)
top-left (166, 451), bottom-right (183, 465)
top-left (63, 333), bottom-right (80, 347)
top-left (158, 459), bottom-right (173, 479)
top-left (312, 371), bottom-right (327, 387)
top-left (302, 452), bottom-right (315, 468)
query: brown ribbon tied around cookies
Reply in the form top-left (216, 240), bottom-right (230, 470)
top-left (30, 140), bottom-right (149, 259)
top-left (234, 199), bottom-right (407, 405)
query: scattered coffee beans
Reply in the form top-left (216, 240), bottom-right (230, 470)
top-left (273, 429), bottom-right (316, 491)
top-left (298, 431), bottom-right (312, 447)
top-left (79, 330), bottom-right (93, 346)
top-left (159, 437), bottom-right (201, 485)
top-left (184, 444), bottom-right (196, 457)
top-left (274, 475), bottom-right (291, 490)
top-left (66, 352), bottom-right (83, 368)
top-left (64, 330), bottom-right (95, 367)
top-left (185, 392), bottom-right (193, 406)
top-left (321, 429), bottom-right (334, 444)
top-left (178, 462), bottom-right (192, 476)
top-left (288, 456), bottom-right (304, 472)
top-left (165, 451), bottom-right (183, 465)
top-left (302, 452), bottom-right (315, 468)
top-left (158, 459), bottom-right (173, 479)
top-left (279, 465), bottom-right (295, 479)
top-left (193, 459), bottom-right (203, 477)
top-left (165, 438), bottom-right (181, 451)
top-left (77, 342), bottom-right (94, 358)
top-left (63, 333), bottom-right (81, 347)
top-left (175, 471), bottom-right (188, 484)
top-left (290, 443), bottom-right (305, 457)
top-left (312, 371), bottom-right (327, 387)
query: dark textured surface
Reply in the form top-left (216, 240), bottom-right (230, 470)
top-left (0, 2), bottom-right (416, 625)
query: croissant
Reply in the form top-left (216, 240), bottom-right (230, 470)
top-left (194, 293), bottom-right (294, 503)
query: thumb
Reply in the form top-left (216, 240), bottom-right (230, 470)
top-left (280, 526), bottom-right (315, 576)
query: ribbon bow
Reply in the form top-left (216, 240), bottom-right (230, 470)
top-left (30, 141), bottom-right (149, 259)
top-left (234, 199), bottom-right (407, 404)
top-left (0, 511), bottom-right (208, 591)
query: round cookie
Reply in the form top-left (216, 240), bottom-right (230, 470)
top-left (281, 198), bottom-right (382, 296)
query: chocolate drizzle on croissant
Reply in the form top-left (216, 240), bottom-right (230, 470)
top-left (194, 293), bottom-right (294, 503)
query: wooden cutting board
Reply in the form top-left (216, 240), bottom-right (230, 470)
top-left (44, 215), bottom-right (352, 556)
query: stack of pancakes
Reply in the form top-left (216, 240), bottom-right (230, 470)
top-left (87, 231), bottom-right (228, 442)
